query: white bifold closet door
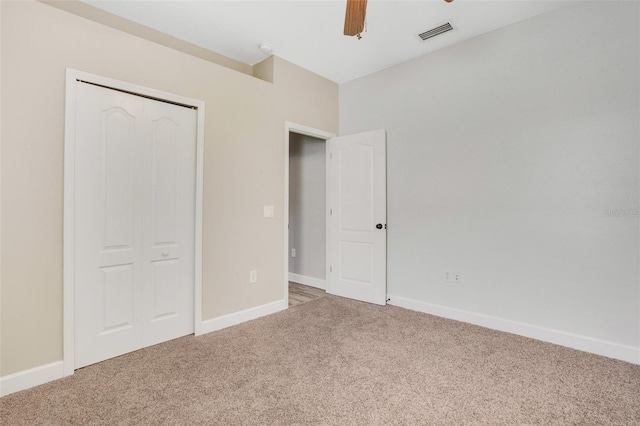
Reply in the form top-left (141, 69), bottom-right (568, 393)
top-left (74, 82), bottom-right (196, 369)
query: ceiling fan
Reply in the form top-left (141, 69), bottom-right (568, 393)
top-left (344, 0), bottom-right (454, 39)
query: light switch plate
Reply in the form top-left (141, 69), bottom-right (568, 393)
top-left (264, 205), bottom-right (274, 218)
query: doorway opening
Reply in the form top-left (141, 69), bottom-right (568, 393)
top-left (284, 123), bottom-right (387, 307)
top-left (284, 123), bottom-right (334, 307)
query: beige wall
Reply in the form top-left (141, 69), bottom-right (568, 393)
top-left (0, 0), bottom-right (338, 376)
top-left (41, 0), bottom-right (254, 77)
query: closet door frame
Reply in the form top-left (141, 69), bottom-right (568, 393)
top-left (63, 68), bottom-right (206, 376)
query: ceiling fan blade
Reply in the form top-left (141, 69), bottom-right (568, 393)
top-left (344, 0), bottom-right (368, 36)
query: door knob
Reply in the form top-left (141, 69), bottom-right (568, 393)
top-left (162, 252), bottom-right (169, 257)
top-left (376, 223), bottom-right (383, 229)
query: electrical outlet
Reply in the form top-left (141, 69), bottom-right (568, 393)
top-left (445, 270), bottom-right (462, 283)
top-left (249, 270), bottom-right (257, 283)
top-left (291, 248), bottom-right (296, 257)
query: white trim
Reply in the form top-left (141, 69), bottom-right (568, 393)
top-left (283, 122), bottom-right (335, 309)
top-left (63, 69), bottom-right (206, 376)
top-left (193, 98), bottom-right (206, 337)
top-left (388, 294), bottom-right (640, 365)
top-left (288, 273), bottom-right (326, 290)
top-left (0, 361), bottom-right (64, 397)
top-left (0, 6), bottom-right (3, 385)
top-left (63, 70), bottom-right (78, 377)
top-left (325, 138), bottom-right (332, 295)
top-left (285, 122), bottom-right (335, 141)
top-left (200, 299), bottom-right (288, 335)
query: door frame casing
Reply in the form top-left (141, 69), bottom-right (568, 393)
top-left (63, 69), bottom-right (206, 376)
top-left (284, 122), bottom-right (335, 306)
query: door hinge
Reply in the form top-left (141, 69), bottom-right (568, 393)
top-left (330, 153), bottom-right (333, 159)
top-left (330, 209), bottom-right (332, 215)
top-left (330, 266), bottom-right (332, 272)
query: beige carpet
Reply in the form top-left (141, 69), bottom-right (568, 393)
top-left (1, 295), bottom-right (639, 425)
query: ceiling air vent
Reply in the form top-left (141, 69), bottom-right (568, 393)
top-left (417, 22), bottom-right (454, 42)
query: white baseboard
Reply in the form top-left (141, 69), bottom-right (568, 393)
top-left (199, 299), bottom-right (288, 335)
top-left (387, 294), bottom-right (640, 365)
top-left (288, 273), bottom-right (326, 290)
top-left (0, 361), bottom-right (64, 397)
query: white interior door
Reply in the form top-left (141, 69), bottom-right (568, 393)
top-left (74, 82), bottom-right (196, 368)
top-left (327, 129), bottom-right (386, 305)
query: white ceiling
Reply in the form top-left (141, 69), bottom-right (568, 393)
top-left (84, 0), bottom-right (568, 83)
